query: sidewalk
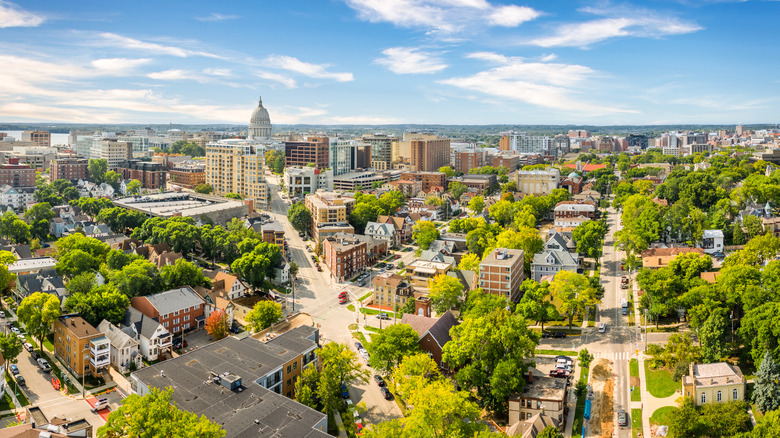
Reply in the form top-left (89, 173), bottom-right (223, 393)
top-left (637, 354), bottom-right (678, 437)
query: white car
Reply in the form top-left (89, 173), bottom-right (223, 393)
top-left (598, 323), bottom-right (607, 333)
top-left (0, 311), bottom-right (5, 318)
top-left (11, 327), bottom-right (20, 335)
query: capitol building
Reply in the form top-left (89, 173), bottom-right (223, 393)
top-left (248, 97), bottom-right (272, 140)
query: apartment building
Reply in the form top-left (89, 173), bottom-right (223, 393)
top-left (479, 248), bottom-right (524, 302)
top-left (114, 160), bottom-right (167, 190)
top-left (0, 159), bottom-right (35, 188)
top-left (509, 371), bottom-right (566, 427)
top-left (411, 137), bottom-right (450, 171)
top-left (284, 166), bottom-right (334, 197)
top-left (492, 153), bottom-right (521, 171)
top-left (205, 139), bottom-right (268, 209)
top-left (330, 139), bottom-right (371, 175)
top-left (451, 149), bottom-right (487, 174)
top-left (53, 315), bottom-right (110, 378)
top-left (553, 201), bottom-right (596, 222)
top-left (50, 157), bottom-right (88, 181)
top-left (515, 169), bottom-right (561, 196)
top-left (21, 130), bottom-right (50, 147)
top-left (400, 171), bottom-right (447, 192)
top-left (90, 139), bottom-right (133, 167)
top-left (168, 163), bottom-right (206, 188)
top-left (322, 233), bottom-right (367, 282)
top-left (305, 191), bottom-right (356, 241)
top-left (285, 137), bottom-right (329, 170)
top-left (372, 272), bottom-right (413, 309)
top-left (362, 134), bottom-right (393, 170)
top-left (131, 286), bottom-right (206, 334)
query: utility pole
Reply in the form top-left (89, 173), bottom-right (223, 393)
top-left (644, 309), bottom-right (648, 352)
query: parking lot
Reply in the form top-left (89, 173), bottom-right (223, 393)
top-left (345, 339), bottom-right (403, 428)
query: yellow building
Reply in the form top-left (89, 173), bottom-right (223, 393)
top-left (372, 272), bottom-right (414, 309)
top-left (405, 260), bottom-right (452, 287)
top-left (304, 191), bottom-right (355, 241)
top-left (205, 139), bottom-right (268, 209)
top-left (53, 315), bottom-right (110, 378)
top-left (682, 362), bottom-right (746, 406)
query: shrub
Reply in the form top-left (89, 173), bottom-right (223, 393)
top-left (672, 360), bottom-right (690, 381)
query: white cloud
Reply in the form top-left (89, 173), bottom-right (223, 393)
top-left (0, 1), bottom-right (43, 28)
top-left (441, 52), bottom-right (636, 115)
top-left (147, 69), bottom-right (193, 80)
top-left (540, 53), bottom-right (557, 62)
top-left (344, 0), bottom-right (540, 34)
top-left (95, 32), bottom-right (224, 59)
top-left (529, 7), bottom-right (702, 48)
top-left (195, 13), bottom-right (239, 22)
top-left (256, 70), bottom-right (297, 89)
top-left (91, 58), bottom-right (151, 75)
top-left (374, 47), bottom-right (448, 74)
top-left (263, 55), bottom-right (353, 82)
top-left (203, 68), bottom-right (232, 77)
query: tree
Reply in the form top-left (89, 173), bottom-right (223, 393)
top-left (578, 348), bottom-right (594, 369)
top-left (110, 259), bottom-right (161, 297)
top-left (294, 365), bottom-right (320, 410)
top-left (64, 285), bottom-right (130, 327)
top-left (317, 342), bottom-right (370, 415)
top-left (24, 202), bottom-right (55, 224)
top-left (368, 323), bottom-right (421, 373)
top-left (56, 249), bottom-right (101, 278)
top-left (194, 183), bottom-right (213, 194)
top-left (469, 195), bottom-right (485, 214)
top-left (0, 332), bottom-right (22, 376)
top-left (754, 351), bottom-right (780, 413)
top-left (449, 181), bottom-right (467, 200)
top-left (17, 292), bottom-right (61, 351)
top-left (412, 221), bottom-right (439, 250)
top-left (245, 301), bottom-right (282, 332)
top-left (516, 280), bottom-right (557, 331)
top-left (65, 272), bottom-right (96, 295)
top-left (0, 212), bottom-right (31, 244)
top-left (438, 166), bottom-right (456, 177)
top-left (443, 307), bottom-right (538, 414)
top-left (488, 200), bottom-right (515, 227)
top-left (699, 309), bottom-right (728, 363)
top-left (56, 233), bottom-right (110, 261)
top-left (125, 179), bottom-right (142, 195)
top-left (205, 310), bottom-right (229, 340)
top-left (224, 193), bottom-right (243, 200)
top-left (457, 253), bottom-right (480, 273)
top-left (744, 410), bottom-right (780, 436)
top-left (88, 159), bottom-right (108, 184)
top-left (733, 222), bottom-right (746, 245)
top-left (401, 379), bottom-right (486, 437)
top-left (537, 426), bottom-right (564, 438)
top-left (572, 220), bottom-right (606, 262)
top-left (98, 387), bottom-right (225, 438)
top-left (287, 203), bottom-right (312, 234)
top-left (393, 353), bottom-right (442, 400)
top-left (231, 242), bottom-right (281, 291)
top-left (744, 214), bottom-right (764, 239)
top-left (160, 259), bottom-right (211, 289)
top-left (549, 271), bottom-right (598, 330)
top-left (466, 227), bottom-right (493, 257)
top-left (668, 397), bottom-right (704, 438)
top-left (428, 274), bottom-right (464, 314)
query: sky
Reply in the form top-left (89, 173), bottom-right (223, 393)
top-left (0, 0), bottom-right (778, 126)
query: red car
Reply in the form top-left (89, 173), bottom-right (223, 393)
top-left (339, 291), bottom-right (348, 304)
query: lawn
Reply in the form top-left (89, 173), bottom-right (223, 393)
top-left (650, 406), bottom-right (676, 437)
top-left (572, 365), bottom-right (590, 436)
top-left (0, 391), bottom-right (14, 411)
top-left (364, 326), bottom-right (383, 333)
top-left (358, 292), bottom-right (373, 302)
top-left (351, 331), bottom-right (368, 347)
top-left (4, 373), bottom-right (27, 407)
top-left (632, 408), bottom-right (643, 438)
top-left (644, 362), bottom-right (678, 398)
top-left (630, 359), bottom-right (641, 402)
top-left (535, 349), bottom-right (578, 356)
top-left (359, 308), bottom-right (395, 317)
top-left (347, 304), bottom-right (355, 312)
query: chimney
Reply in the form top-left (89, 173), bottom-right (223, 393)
top-left (689, 362), bottom-right (695, 378)
top-left (528, 370), bottom-right (533, 384)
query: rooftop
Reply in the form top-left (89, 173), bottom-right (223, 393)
top-left (141, 286), bottom-right (205, 316)
top-left (513, 375), bottom-right (567, 402)
top-left (481, 248), bottom-right (524, 266)
top-left (8, 257), bottom-right (57, 273)
top-left (114, 192), bottom-right (247, 219)
top-left (57, 315), bottom-right (101, 339)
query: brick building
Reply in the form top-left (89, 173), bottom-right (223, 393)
top-left (50, 158), bottom-right (88, 181)
top-left (0, 158), bottom-right (35, 188)
top-left (553, 201), bottom-right (596, 221)
top-left (22, 130), bottom-right (50, 147)
top-left (492, 153), bottom-right (521, 171)
top-left (450, 174), bottom-right (497, 192)
top-left (114, 160), bottom-right (167, 190)
top-left (169, 163), bottom-right (206, 188)
top-left (399, 171), bottom-right (447, 192)
top-left (479, 248), bottom-right (524, 302)
top-left (285, 137), bottom-right (329, 170)
top-left (131, 286), bottom-right (206, 334)
top-left (411, 138), bottom-right (450, 171)
top-left (305, 191), bottom-right (356, 241)
top-left (451, 149), bottom-right (486, 174)
top-left (322, 234), bottom-right (366, 282)
top-left (53, 314), bottom-right (110, 378)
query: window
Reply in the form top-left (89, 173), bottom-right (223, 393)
top-left (701, 393), bottom-right (706, 404)
top-left (293, 362), bottom-right (297, 370)
top-left (287, 365), bottom-right (291, 373)
top-left (733, 389), bottom-right (739, 400)
top-left (174, 318), bottom-right (180, 325)
top-left (717, 391), bottom-right (722, 402)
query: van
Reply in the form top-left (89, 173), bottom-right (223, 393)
top-left (91, 397), bottom-right (109, 412)
top-left (598, 323), bottom-right (607, 333)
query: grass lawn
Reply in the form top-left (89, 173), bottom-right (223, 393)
top-left (351, 331), bottom-right (368, 347)
top-left (347, 304), bottom-right (355, 312)
top-left (535, 349), bottom-right (578, 356)
top-left (630, 359), bottom-right (639, 377)
top-left (0, 391), bottom-right (14, 411)
top-left (650, 406), bottom-right (676, 436)
top-left (572, 365), bottom-right (590, 436)
top-left (645, 362), bottom-right (678, 398)
top-left (358, 292), bottom-right (372, 302)
top-left (5, 373), bottom-right (27, 407)
top-left (364, 326), bottom-right (383, 333)
top-left (359, 308), bottom-right (395, 317)
top-left (631, 408), bottom-right (643, 438)
top-left (752, 405), bottom-right (764, 423)
top-left (630, 358), bottom-right (641, 401)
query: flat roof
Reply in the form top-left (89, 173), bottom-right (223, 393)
top-left (114, 192), bottom-right (246, 218)
top-left (8, 257), bottom-right (57, 273)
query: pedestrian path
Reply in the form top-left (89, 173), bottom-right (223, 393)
top-left (593, 351), bottom-right (633, 361)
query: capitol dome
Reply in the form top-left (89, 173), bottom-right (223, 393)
top-left (248, 97), bottom-right (272, 140)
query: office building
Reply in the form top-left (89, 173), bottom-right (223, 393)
top-left (50, 157), bottom-right (89, 181)
top-left (248, 97), bottom-right (272, 140)
top-left (332, 171), bottom-right (387, 191)
top-left (90, 139), bottom-right (133, 167)
top-left (283, 166), bottom-right (334, 197)
top-left (396, 132), bottom-right (439, 163)
top-left (21, 130), bottom-right (50, 147)
top-left (0, 158), bottom-right (35, 188)
top-left (479, 248), bottom-right (524, 301)
top-left (330, 139), bottom-right (371, 175)
top-left (305, 191), bottom-right (355, 241)
top-left (285, 137), bottom-right (329, 170)
top-left (114, 160), bottom-right (167, 190)
top-left (205, 139), bottom-right (268, 209)
top-left (8, 146), bottom-right (57, 171)
top-left (451, 148), bottom-right (487, 174)
top-left (515, 169), bottom-right (560, 196)
top-left (627, 134), bottom-right (648, 149)
top-left (411, 137), bottom-right (450, 171)
top-left (169, 163), bottom-right (206, 188)
top-left (362, 134), bottom-right (393, 170)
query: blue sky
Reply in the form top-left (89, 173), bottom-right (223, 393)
top-left (0, 0), bottom-right (778, 125)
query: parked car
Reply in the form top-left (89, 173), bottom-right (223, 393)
top-left (91, 397), bottom-right (110, 413)
top-left (23, 342), bottom-right (33, 352)
top-left (14, 374), bottom-right (24, 386)
top-left (37, 358), bottom-right (51, 373)
top-left (598, 323), bottom-right (607, 333)
top-left (354, 341), bottom-right (364, 351)
top-left (173, 339), bottom-right (188, 349)
top-left (339, 291), bottom-right (348, 298)
top-left (378, 313), bottom-right (390, 320)
top-left (380, 387), bottom-right (393, 400)
top-left (10, 327), bottom-right (20, 335)
top-left (541, 331), bottom-right (551, 338)
top-left (230, 324), bottom-right (241, 334)
top-left (621, 283), bottom-right (628, 289)
top-left (0, 311), bottom-right (5, 318)
top-left (317, 266), bottom-right (322, 272)
top-left (360, 350), bottom-right (370, 362)
top-left (556, 355), bottom-right (572, 366)
top-left (394, 254), bottom-right (401, 259)
top-left (31, 351), bottom-right (40, 361)
top-left (10, 364), bottom-right (18, 375)
top-left (377, 269), bottom-right (385, 274)
top-left (549, 369), bottom-right (570, 379)
top-left (298, 232), bottom-right (305, 237)
top-left (373, 375), bottom-right (386, 387)
top-left (339, 296), bottom-right (348, 304)
top-left (385, 263), bottom-right (394, 269)
top-left (617, 410), bottom-right (628, 427)
top-left (341, 382), bottom-right (350, 399)
top-left (552, 332), bottom-right (567, 339)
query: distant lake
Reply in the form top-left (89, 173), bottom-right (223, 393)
top-left (2, 130), bottom-right (70, 146)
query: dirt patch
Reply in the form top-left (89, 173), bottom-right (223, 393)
top-left (589, 358), bottom-right (615, 438)
top-left (630, 376), bottom-right (640, 388)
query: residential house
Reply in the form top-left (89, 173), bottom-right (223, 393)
top-left (0, 185), bottom-right (34, 210)
top-left (53, 315), bottom-right (110, 378)
top-left (14, 269), bottom-right (67, 305)
top-left (376, 215), bottom-right (414, 243)
top-left (531, 232), bottom-right (580, 282)
top-left (506, 412), bottom-right (559, 438)
top-left (682, 362), bottom-right (746, 406)
top-left (405, 259), bottom-right (452, 287)
top-left (97, 320), bottom-right (142, 372)
top-left (508, 370), bottom-right (567, 426)
top-left (193, 286), bottom-right (236, 329)
top-left (372, 272), bottom-right (414, 310)
top-left (479, 248), bottom-right (525, 302)
top-left (364, 221), bottom-right (398, 247)
top-left (76, 179), bottom-right (115, 199)
top-left (121, 307), bottom-right (172, 361)
top-left (400, 298), bottom-right (459, 368)
top-left (131, 286), bottom-right (206, 334)
top-left (764, 217), bottom-right (780, 238)
top-left (701, 229), bottom-right (725, 254)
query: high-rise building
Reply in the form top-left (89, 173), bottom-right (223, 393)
top-left (451, 149), bottom-right (486, 174)
top-left (329, 139), bottom-right (371, 175)
top-left (499, 131), bottom-right (552, 155)
top-left (205, 139), bottom-right (268, 209)
top-left (50, 157), bottom-right (89, 181)
top-left (479, 248), bottom-right (524, 302)
top-left (568, 129), bottom-right (590, 138)
top-left (21, 130), bottom-right (50, 147)
top-left (90, 139), bottom-right (133, 167)
top-left (736, 124), bottom-right (744, 136)
top-left (363, 134), bottom-right (393, 170)
top-left (396, 132), bottom-right (438, 163)
top-left (248, 97), bottom-right (272, 140)
top-left (499, 136), bottom-right (512, 151)
top-left (627, 134), bottom-right (648, 149)
top-left (305, 191), bottom-right (355, 241)
top-left (285, 137), bottom-right (329, 170)
top-left (411, 137), bottom-right (450, 172)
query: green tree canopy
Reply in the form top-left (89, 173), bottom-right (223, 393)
top-left (64, 284), bottom-right (130, 327)
top-left (160, 259), bottom-right (211, 290)
top-left (287, 203), bottom-right (312, 234)
top-left (245, 300), bottom-right (282, 332)
top-left (412, 221), bottom-right (439, 250)
top-left (428, 274), bottom-right (465, 314)
top-left (17, 292), bottom-right (61, 351)
top-left (368, 323), bottom-right (421, 374)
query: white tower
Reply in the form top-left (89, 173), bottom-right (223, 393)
top-left (248, 97), bottom-right (272, 140)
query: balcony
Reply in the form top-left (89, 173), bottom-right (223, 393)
top-left (158, 334), bottom-right (172, 348)
top-left (90, 336), bottom-right (110, 356)
top-left (91, 353), bottom-right (110, 368)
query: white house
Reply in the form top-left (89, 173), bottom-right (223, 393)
top-left (98, 320), bottom-right (142, 372)
top-left (120, 307), bottom-right (172, 361)
top-left (0, 185), bottom-right (34, 210)
top-left (701, 229), bottom-right (725, 254)
top-left (364, 222), bottom-right (398, 247)
top-left (531, 233), bottom-right (580, 282)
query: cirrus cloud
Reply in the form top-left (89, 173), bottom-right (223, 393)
top-left (374, 47), bottom-right (448, 74)
top-left (263, 55), bottom-right (354, 82)
top-left (0, 1), bottom-right (44, 28)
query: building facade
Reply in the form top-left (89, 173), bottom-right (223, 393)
top-left (305, 191), bottom-right (356, 241)
top-left (451, 149), bottom-right (487, 174)
top-left (169, 163), bottom-right (206, 188)
top-left (363, 134), bottom-right (393, 170)
top-left (400, 171), bottom-right (447, 192)
top-left (114, 160), bottom-right (167, 189)
top-left (284, 166), bottom-right (334, 197)
top-left (515, 169), bottom-right (561, 196)
top-left (372, 272), bottom-right (413, 309)
top-left (411, 137), bottom-right (450, 171)
top-left (322, 234), bottom-right (367, 282)
top-left (205, 139), bottom-right (268, 209)
top-left (130, 287), bottom-right (206, 334)
top-left (330, 139), bottom-right (371, 175)
top-left (0, 159), bottom-right (35, 188)
top-left (508, 373), bottom-right (566, 426)
top-left (50, 157), bottom-right (88, 181)
top-left (53, 315), bottom-right (110, 378)
top-left (90, 139), bottom-right (133, 167)
top-left (682, 363), bottom-right (745, 406)
top-left (248, 97), bottom-right (272, 140)
top-left (21, 130), bottom-right (50, 147)
top-left (479, 248), bottom-right (524, 302)
top-left (285, 137), bottom-right (329, 170)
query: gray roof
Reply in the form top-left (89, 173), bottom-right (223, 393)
top-left (703, 229), bottom-right (724, 238)
top-left (545, 232), bottom-right (570, 252)
top-left (401, 310), bottom-right (459, 348)
top-left (142, 286), bottom-right (205, 316)
top-left (261, 221), bottom-right (285, 233)
top-left (533, 249), bottom-right (578, 267)
top-left (98, 320), bottom-right (139, 350)
top-left (364, 222), bottom-right (395, 236)
top-left (428, 240), bottom-right (456, 255)
top-left (122, 307), bottom-right (166, 340)
top-left (132, 329), bottom-right (327, 438)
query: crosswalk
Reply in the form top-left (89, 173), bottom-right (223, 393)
top-left (593, 351), bottom-right (633, 361)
